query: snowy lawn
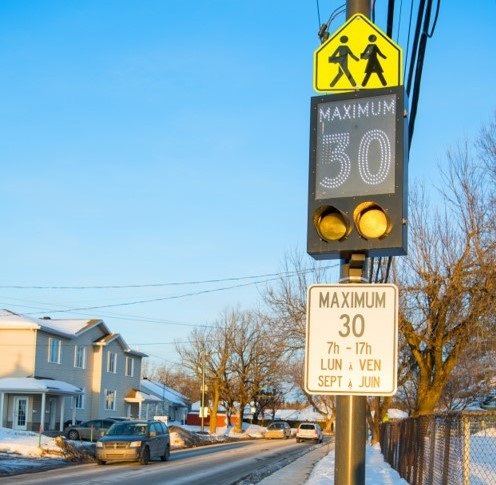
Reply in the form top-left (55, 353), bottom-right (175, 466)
top-left (0, 427), bottom-right (64, 457)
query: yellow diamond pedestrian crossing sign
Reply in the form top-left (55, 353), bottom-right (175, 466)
top-left (314, 14), bottom-right (402, 93)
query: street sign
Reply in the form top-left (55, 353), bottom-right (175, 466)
top-left (307, 86), bottom-right (408, 259)
top-left (314, 14), bottom-right (402, 93)
top-left (304, 284), bottom-right (398, 396)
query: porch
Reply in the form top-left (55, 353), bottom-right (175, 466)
top-left (0, 377), bottom-right (82, 433)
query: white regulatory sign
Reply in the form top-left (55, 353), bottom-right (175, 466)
top-left (304, 284), bottom-right (398, 396)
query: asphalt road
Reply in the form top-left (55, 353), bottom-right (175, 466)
top-left (0, 438), bottom-right (330, 485)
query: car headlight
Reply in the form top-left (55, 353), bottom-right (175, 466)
top-left (96, 441), bottom-right (103, 448)
top-left (129, 441), bottom-right (142, 448)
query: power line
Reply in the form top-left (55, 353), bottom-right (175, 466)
top-left (0, 299), bottom-right (213, 327)
top-left (1, 264), bottom-right (338, 318)
top-left (427, 0), bottom-right (441, 37)
top-left (19, 276), bottom-right (288, 315)
top-left (0, 266), bottom-right (335, 290)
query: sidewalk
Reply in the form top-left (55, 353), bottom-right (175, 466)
top-left (258, 442), bottom-right (334, 485)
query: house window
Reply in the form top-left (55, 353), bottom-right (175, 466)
top-left (105, 389), bottom-right (116, 410)
top-left (74, 345), bottom-right (86, 369)
top-left (74, 390), bottom-right (85, 409)
top-left (48, 338), bottom-right (61, 364)
top-left (125, 357), bottom-right (134, 377)
top-left (107, 351), bottom-right (117, 373)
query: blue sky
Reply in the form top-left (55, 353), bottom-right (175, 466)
top-left (1, 1), bottom-right (495, 368)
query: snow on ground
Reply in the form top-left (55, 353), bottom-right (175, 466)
top-left (4, 422), bottom-right (493, 482)
top-left (0, 427), bottom-right (70, 477)
top-left (470, 427), bottom-right (496, 483)
top-left (306, 443), bottom-right (408, 484)
top-left (0, 427), bottom-right (63, 457)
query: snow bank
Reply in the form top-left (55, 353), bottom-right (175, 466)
top-left (0, 427), bottom-right (63, 457)
top-left (306, 443), bottom-right (408, 484)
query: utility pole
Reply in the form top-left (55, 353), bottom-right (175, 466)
top-left (333, 4), bottom-right (370, 485)
top-left (200, 353), bottom-right (206, 433)
top-left (307, 0), bottom-right (404, 482)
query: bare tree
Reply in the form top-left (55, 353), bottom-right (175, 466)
top-left (148, 365), bottom-right (198, 402)
top-left (396, 137), bottom-right (495, 416)
top-left (176, 317), bottom-right (233, 433)
top-left (263, 250), bottom-right (333, 353)
top-left (226, 310), bottom-right (285, 432)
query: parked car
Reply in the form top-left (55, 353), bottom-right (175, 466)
top-left (65, 419), bottom-right (118, 441)
top-left (96, 420), bottom-right (171, 465)
top-left (63, 419), bottom-right (82, 429)
top-left (264, 421), bottom-right (291, 439)
top-left (295, 422), bottom-right (323, 443)
top-left (481, 395), bottom-right (496, 410)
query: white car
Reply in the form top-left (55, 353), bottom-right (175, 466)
top-left (295, 423), bottom-right (323, 443)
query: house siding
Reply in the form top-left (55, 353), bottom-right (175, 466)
top-left (0, 329), bottom-right (36, 377)
top-left (97, 341), bottom-right (141, 418)
top-left (34, 331), bottom-right (71, 378)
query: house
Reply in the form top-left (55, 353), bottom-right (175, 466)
top-left (186, 401), bottom-right (242, 427)
top-left (138, 378), bottom-right (190, 423)
top-left (0, 309), bottom-right (147, 432)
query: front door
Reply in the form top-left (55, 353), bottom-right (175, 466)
top-left (13, 396), bottom-right (28, 430)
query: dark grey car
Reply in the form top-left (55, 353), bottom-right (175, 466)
top-left (66, 419), bottom-right (118, 441)
top-left (96, 420), bottom-right (171, 465)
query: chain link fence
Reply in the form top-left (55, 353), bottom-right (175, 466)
top-left (380, 411), bottom-right (496, 484)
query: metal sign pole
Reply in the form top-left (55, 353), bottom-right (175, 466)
top-left (331, 4), bottom-right (370, 484)
top-left (334, 254), bottom-right (367, 484)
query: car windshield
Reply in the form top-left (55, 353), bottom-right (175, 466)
top-left (268, 423), bottom-right (285, 429)
top-left (300, 424), bottom-right (315, 430)
top-left (107, 422), bottom-right (148, 436)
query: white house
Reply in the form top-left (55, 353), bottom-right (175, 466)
top-left (139, 378), bottom-right (190, 423)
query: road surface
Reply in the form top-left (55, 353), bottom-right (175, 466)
top-left (2, 438), bottom-right (332, 485)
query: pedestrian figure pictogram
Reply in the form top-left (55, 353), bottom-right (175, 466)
top-left (328, 36), bottom-right (358, 87)
top-left (360, 34), bottom-right (387, 86)
top-left (313, 14), bottom-right (402, 93)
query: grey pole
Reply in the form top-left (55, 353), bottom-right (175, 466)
top-left (333, 7), bottom-right (372, 485)
top-left (201, 353), bottom-right (205, 433)
top-left (346, 0), bottom-right (371, 17)
top-left (335, 255), bottom-right (368, 485)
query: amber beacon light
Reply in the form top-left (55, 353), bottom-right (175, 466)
top-left (314, 206), bottom-right (351, 241)
top-left (307, 87), bottom-right (408, 259)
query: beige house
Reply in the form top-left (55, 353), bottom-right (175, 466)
top-left (0, 309), bottom-right (147, 432)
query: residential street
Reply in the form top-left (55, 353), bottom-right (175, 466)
top-left (0, 438), bottom-right (332, 485)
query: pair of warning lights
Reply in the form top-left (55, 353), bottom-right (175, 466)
top-left (314, 202), bottom-right (390, 242)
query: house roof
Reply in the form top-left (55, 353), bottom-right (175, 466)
top-left (269, 406), bottom-right (327, 421)
top-left (0, 377), bottom-right (82, 395)
top-left (124, 389), bottom-right (162, 403)
top-left (0, 309), bottom-right (106, 338)
top-left (141, 379), bottom-right (189, 407)
top-left (93, 333), bottom-right (148, 358)
top-left (0, 309), bottom-right (147, 357)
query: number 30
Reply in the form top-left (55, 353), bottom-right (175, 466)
top-left (320, 129), bottom-right (391, 189)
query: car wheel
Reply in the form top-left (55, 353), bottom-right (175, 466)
top-left (140, 446), bottom-right (150, 465)
top-left (96, 459), bottom-right (106, 465)
top-left (67, 430), bottom-right (80, 440)
top-left (160, 445), bottom-right (170, 462)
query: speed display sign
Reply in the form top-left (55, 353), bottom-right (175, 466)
top-left (307, 86), bottom-right (408, 259)
top-left (315, 92), bottom-right (396, 199)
